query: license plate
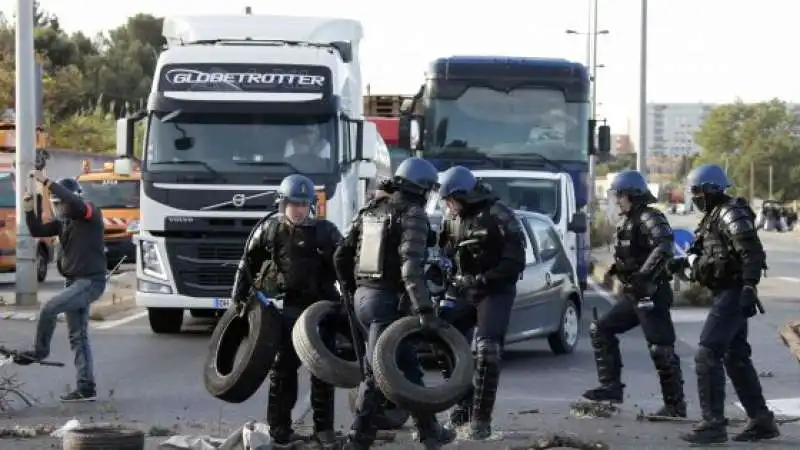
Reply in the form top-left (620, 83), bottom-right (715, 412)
top-left (213, 298), bottom-right (231, 309)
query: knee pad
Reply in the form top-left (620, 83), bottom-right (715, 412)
top-left (475, 339), bottom-right (501, 365)
top-left (649, 344), bottom-right (676, 363)
top-left (589, 325), bottom-right (616, 349)
top-left (723, 344), bottom-right (752, 366)
top-left (694, 346), bottom-right (720, 371)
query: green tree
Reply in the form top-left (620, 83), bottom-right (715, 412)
top-left (694, 99), bottom-right (800, 200)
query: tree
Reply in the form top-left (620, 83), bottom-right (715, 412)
top-left (694, 99), bottom-right (800, 200)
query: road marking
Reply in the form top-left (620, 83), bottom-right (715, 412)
top-left (736, 397), bottom-right (800, 416)
top-left (93, 311), bottom-right (148, 330)
top-left (773, 276), bottom-right (800, 283)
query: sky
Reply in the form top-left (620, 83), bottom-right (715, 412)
top-left (0, 0), bottom-right (796, 141)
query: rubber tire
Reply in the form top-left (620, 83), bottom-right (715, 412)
top-left (347, 389), bottom-right (410, 430)
top-left (36, 244), bottom-right (48, 283)
top-left (547, 296), bottom-right (581, 355)
top-left (373, 316), bottom-right (473, 414)
top-left (147, 307), bottom-right (184, 334)
top-left (203, 300), bottom-right (282, 403)
top-left (292, 300), bottom-right (361, 388)
top-left (62, 426), bottom-right (145, 450)
top-left (190, 308), bottom-right (218, 319)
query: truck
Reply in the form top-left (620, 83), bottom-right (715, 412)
top-left (112, 14), bottom-right (389, 334)
top-left (75, 160), bottom-right (141, 269)
top-left (399, 56), bottom-right (611, 291)
top-left (364, 95), bottom-right (414, 171)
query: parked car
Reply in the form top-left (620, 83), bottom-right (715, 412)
top-left (427, 210), bottom-right (583, 354)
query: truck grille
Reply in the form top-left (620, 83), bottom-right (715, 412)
top-left (164, 238), bottom-right (246, 298)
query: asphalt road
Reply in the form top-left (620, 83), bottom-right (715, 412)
top-left (2, 216), bottom-right (800, 449)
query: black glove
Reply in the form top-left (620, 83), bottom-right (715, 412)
top-left (415, 306), bottom-right (440, 335)
top-left (604, 263), bottom-right (618, 279)
top-left (667, 258), bottom-right (688, 276)
top-left (740, 285), bottom-right (759, 318)
top-left (453, 274), bottom-right (485, 291)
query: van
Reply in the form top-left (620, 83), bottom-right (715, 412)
top-left (426, 169), bottom-right (588, 289)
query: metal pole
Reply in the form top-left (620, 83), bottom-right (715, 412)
top-left (585, 0), bottom-right (592, 69)
top-left (768, 164), bottom-right (773, 199)
top-left (637, 0), bottom-right (648, 181)
top-left (14, 0), bottom-right (38, 306)
top-left (587, 0), bottom-right (598, 207)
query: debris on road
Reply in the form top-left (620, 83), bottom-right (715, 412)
top-left (568, 400), bottom-right (619, 419)
top-left (509, 433), bottom-right (609, 449)
top-left (637, 411), bottom-right (800, 426)
top-left (0, 357), bottom-right (35, 411)
top-left (779, 320), bottom-right (800, 361)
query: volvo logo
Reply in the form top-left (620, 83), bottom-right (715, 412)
top-left (231, 194), bottom-right (246, 208)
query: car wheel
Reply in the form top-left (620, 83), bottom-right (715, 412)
top-left (548, 296), bottom-right (580, 354)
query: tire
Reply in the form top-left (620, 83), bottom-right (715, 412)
top-left (36, 244), bottom-right (48, 283)
top-left (62, 426), bottom-right (145, 450)
top-left (292, 301), bottom-right (361, 388)
top-left (147, 308), bottom-right (184, 334)
top-left (203, 300), bottom-right (282, 403)
top-left (548, 296), bottom-right (581, 355)
top-left (348, 389), bottom-right (410, 430)
top-left (373, 317), bottom-right (473, 414)
top-left (190, 308), bottom-right (218, 319)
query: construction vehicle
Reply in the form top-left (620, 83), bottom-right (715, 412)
top-left (0, 118), bottom-right (56, 283)
top-left (75, 160), bottom-right (141, 269)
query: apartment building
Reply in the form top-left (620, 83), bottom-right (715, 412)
top-left (646, 103), bottom-right (715, 157)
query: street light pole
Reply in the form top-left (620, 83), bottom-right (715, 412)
top-left (588, 0), bottom-right (599, 206)
top-left (637, 0), bottom-right (648, 181)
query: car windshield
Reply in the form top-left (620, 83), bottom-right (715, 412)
top-left (424, 87), bottom-right (588, 162)
top-left (146, 112), bottom-right (337, 174)
top-left (0, 173), bottom-right (13, 207)
top-left (81, 179), bottom-right (140, 208)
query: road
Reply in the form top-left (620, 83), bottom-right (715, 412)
top-left (2, 218), bottom-right (800, 449)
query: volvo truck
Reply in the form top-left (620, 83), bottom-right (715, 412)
top-left (114, 14), bottom-right (385, 334)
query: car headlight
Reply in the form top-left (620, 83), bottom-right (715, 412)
top-left (127, 219), bottom-right (140, 234)
top-left (140, 240), bottom-right (167, 280)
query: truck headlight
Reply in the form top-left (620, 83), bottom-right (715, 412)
top-left (127, 219), bottom-right (140, 234)
top-left (140, 240), bottom-right (167, 280)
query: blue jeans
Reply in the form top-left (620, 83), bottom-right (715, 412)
top-left (35, 277), bottom-right (106, 392)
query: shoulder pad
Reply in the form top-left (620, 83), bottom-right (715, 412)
top-left (489, 200), bottom-right (515, 223)
top-left (247, 218), bottom-right (273, 251)
top-left (639, 207), bottom-right (672, 238)
top-left (717, 202), bottom-right (756, 235)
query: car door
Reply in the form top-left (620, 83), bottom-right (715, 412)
top-left (526, 217), bottom-right (568, 333)
top-left (505, 216), bottom-right (550, 341)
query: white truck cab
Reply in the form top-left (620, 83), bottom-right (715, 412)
top-left (427, 169), bottom-right (587, 283)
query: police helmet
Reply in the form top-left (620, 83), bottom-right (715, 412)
top-left (393, 157), bottom-right (439, 194)
top-left (609, 170), bottom-right (656, 203)
top-left (51, 178), bottom-right (82, 202)
top-left (686, 164), bottom-right (730, 195)
top-left (276, 174), bottom-right (316, 206)
top-left (437, 166), bottom-right (477, 199)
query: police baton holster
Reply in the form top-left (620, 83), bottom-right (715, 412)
top-left (342, 290), bottom-right (367, 375)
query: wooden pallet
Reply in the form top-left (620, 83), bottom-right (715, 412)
top-left (364, 95), bottom-right (406, 117)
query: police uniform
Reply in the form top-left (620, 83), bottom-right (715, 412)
top-left (583, 171), bottom-right (685, 418)
top-left (334, 157), bottom-right (454, 450)
top-left (435, 166), bottom-right (526, 439)
top-left (230, 175), bottom-right (342, 449)
top-left (678, 164), bottom-right (778, 445)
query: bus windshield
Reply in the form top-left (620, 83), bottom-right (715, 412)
top-left (81, 180), bottom-right (140, 209)
top-left (424, 87), bottom-right (588, 162)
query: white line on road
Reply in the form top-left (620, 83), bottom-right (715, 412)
top-left (773, 276), bottom-right (800, 283)
top-left (93, 311), bottom-right (148, 330)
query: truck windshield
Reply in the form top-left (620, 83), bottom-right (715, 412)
top-left (424, 87), bottom-right (588, 163)
top-left (0, 173), bottom-right (13, 208)
top-left (81, 180), bottom-right (140, 209)
top-left (146, 112), bottom-right (336, 174)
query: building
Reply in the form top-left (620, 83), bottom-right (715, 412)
top-left (646, 103), bottom-right (715, 157)
top-left (613, 134), bottom-right (634, 154)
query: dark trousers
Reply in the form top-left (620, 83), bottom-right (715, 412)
top-left (596, 283), bottom-right (677, 346)
top-left (695, 288), bottom-right (768, 420)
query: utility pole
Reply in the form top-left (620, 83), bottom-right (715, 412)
top-left (637, 0), bottom-right (648, 181)
top-left (14, 0), bottom-right (38, 306)
top-left (588, 0), bottom-right (599, 206)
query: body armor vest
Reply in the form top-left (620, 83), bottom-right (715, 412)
top-left (613, 211), bottom-right (651, 280)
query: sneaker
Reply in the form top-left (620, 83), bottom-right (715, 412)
top-left (60, 389), bottom-right (97, 403)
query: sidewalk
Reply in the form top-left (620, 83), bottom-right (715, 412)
top-left (0, 271), bottom-right (136, 322)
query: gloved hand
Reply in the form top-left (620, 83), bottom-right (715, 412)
top-left (604, 263), bottom-right (618, 279)
top-left (666, 258), bottom-right (687, 276)
top-left (417, 309), bottom-right (441, 336)
top-left (453, 274), bottom-right (485, 291)
top-left (740, 285), bottom-right (759, 318)
top-left (22, 194), bottom-right (34, 213)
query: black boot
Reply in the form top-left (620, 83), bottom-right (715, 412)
top-left (348, 378), bottom-right (382, 450)
top-left (732, 410), bottom-right (780, 442)
top-left (469, 340), bottom-right (501, 440)
top-left (649, 345), bottom-right (686, 417)
top-left (267, 370), bottom-right (303, 448)
top-left (413, 414), bottom-right (456, 450)
top-left (680, 347), bottom-right (727, 444)
top-left (445, 391), bottom-right (472, 430)
top-left (583, 329), bottom-right (624, 403)
top-left (310, 376), bottom-right (337, 448)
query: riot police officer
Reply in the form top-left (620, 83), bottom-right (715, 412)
top-left (582, 170), bottom-right (686, 417)
top-left (230, 174), bottom-right (342, 449)
top-left (676, 164), bottom-right (778, 444)
top-left (334, 157), bottom-right (454, 450)
top-left (436, 165), bottom-right (525, 439)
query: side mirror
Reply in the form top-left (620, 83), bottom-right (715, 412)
top-left (116, 118), bottom-right (135, 158)
top-left (597, 125), bottom-right (611, 155)
top-left (354, 120), bottom-right (365, 160)
top-left (567, 211), bottom-right (588, 233)
top-left (114, 158), bottom-right (133, 176)
top-left (357, 160), bottom-right (377, 180)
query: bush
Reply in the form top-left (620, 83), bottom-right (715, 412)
top-left (678, 282), bottom-right (713, 307)
top-left (590, 208), bottom-right (616, 249)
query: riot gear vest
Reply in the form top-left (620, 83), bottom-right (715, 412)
top-left (613, 206), bottom-right (672, 283)
top-left (355, 199), bottom-right (408, 288)
top-left (259, 218), bottom-right (327, 302)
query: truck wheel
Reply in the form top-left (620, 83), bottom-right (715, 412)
top-left (36, 245), bottom-right (48, 283)
top-left (373, 317), bottom-right (473, 414)
top-left (190, 309), bottom-right (218, 319)
top-left (548, 296), bottom-right (581, 355)
top-left (292, 301), bottom-right (361, 388)
top-left (62, 426), bottom-right (144, 450)
top-left (204, 300), bottom-right (282, 403)
top-left (147, 308), bottom-right (184, 334)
